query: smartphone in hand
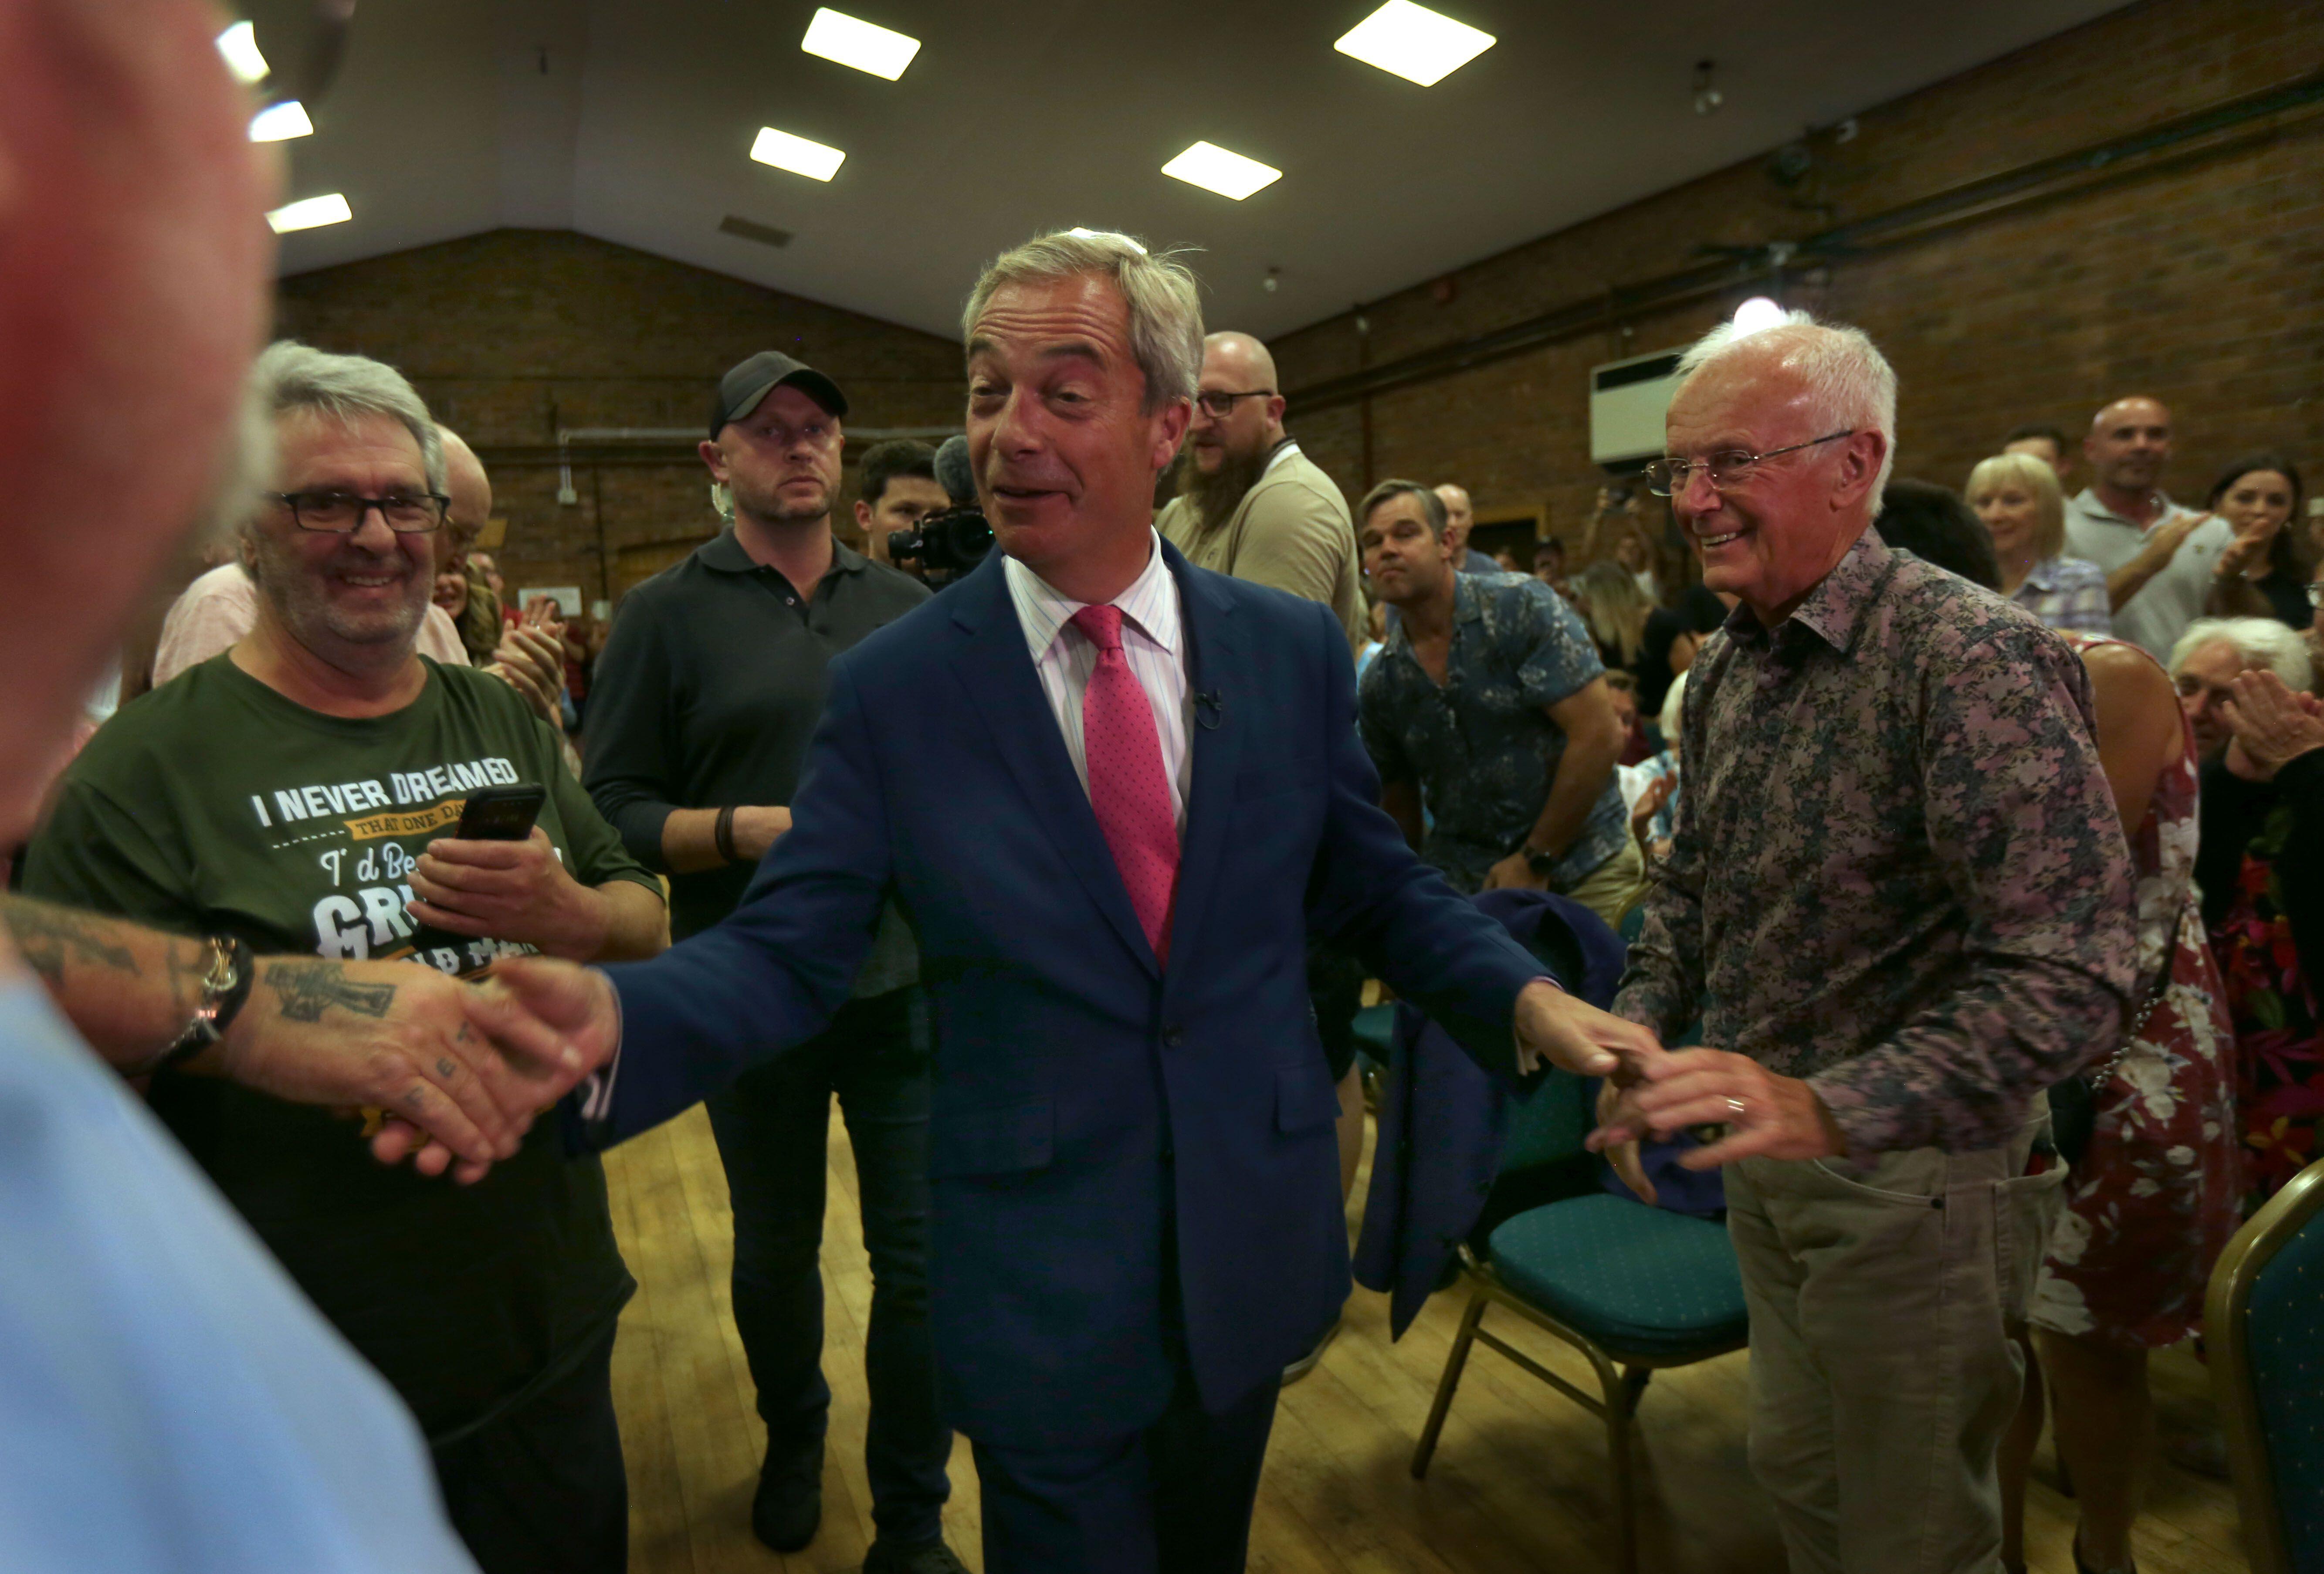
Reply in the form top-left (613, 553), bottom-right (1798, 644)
top-left (454, 784), bottom-right (547, 841)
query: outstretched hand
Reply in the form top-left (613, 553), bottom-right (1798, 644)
top-left (1587, 1046), bottom-right (1846, 1171)
top-left (369, 956), bottom-right (621, 1181)
top-left (1512, 980), bottom-right (1665, 1081)
top-left (217, 958), bottom-right (596, 1183)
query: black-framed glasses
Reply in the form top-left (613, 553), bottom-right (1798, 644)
top-left (1193, 389), bottom-right (1275, 418)
top-left (269, 489), bottom-right (448, 533)
top-left (1641, 429), bottom-right (1858, 497)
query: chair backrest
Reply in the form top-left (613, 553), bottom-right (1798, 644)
top-left (1499, 1068), bottom-right (1592, 1174)
top-left (2207, 1156), bottom-right (2324, 1574)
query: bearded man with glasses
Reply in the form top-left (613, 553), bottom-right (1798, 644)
top-left (1589, 312), bottom-right (2138, 1574)
top-left (24, 340), bottom-right (669, 1574)
top-left (1157, 330), bottom-right (1365, 653)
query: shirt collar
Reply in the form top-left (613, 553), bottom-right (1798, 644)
top-left (1731, 527), bottom-right (1891, 656)
top-left (1003, 528), bottom-right (1182, 663)
top-left (696, 526), bottom-right (870, 578)
top-left (2022, 554), bottom-right (2068, 592)
top-left (2071, 487), bottom-right (2182, 527)
top-left (1261, 437), bottom-right (1301, 476)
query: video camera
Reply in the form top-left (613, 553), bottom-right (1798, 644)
top-left (888, 504), bottom-right (993, 583)
top-left (887, 434), bottom-right (993, 586)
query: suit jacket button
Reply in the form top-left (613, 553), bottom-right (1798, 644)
top-left (1162, 1028), bottom-right (1184, 1049)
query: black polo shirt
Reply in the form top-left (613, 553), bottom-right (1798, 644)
top-left (584, 528), bottom-right (931, 965)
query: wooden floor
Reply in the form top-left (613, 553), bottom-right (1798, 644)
top-left (603, 1103), bottom-right (2252, 1574)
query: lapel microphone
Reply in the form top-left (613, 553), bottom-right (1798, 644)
top-left (1194, 689), bottom-right (1225, 729)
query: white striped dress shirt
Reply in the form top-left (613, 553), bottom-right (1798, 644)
top-left (1002, 531), bottom-right (1192, 835)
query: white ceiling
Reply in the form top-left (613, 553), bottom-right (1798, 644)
top-left (261, 0), bottom-right (2131, 341)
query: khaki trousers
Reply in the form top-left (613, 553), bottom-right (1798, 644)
top-left (1562, 835), bottom-right (1646, 932)
top-left (1722, 1110), bottom-right (2067, 1574)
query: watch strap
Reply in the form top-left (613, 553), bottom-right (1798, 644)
top-left (141, 936), bottom-right (255, 1078)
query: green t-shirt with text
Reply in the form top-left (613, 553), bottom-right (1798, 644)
top-left (24, 654), bottom-right (659, 1441)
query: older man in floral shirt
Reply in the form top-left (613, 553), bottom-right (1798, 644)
top-left (1593, 315), bottom-right (2138, 1574)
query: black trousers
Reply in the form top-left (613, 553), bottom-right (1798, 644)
top-left (432, 1325), bottom-right (627, 1574)
top-left (972, 1372), bottom-right (1281, 1574)
top-left (703, 986), bottom-right (951, 1544)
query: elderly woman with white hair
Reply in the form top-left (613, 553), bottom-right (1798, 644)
top-left (2179, 618), bottom-right (2324, 1207)
top-left (1966, 450), bottom-right (2111, 633)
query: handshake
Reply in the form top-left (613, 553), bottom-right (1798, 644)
top-left (209, 954), bottom-right (624, 1185)
top-left (335, 969), bottom-right (1846, 1187)
top-left (1515, 981), bottom-right (1849, 1204)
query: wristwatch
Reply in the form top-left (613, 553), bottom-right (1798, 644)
top-left (137, 936), bottom-right (255, 1078)
top-left (1523, 845), bottom-right (1560, 882)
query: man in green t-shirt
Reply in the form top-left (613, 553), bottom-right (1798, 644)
top-left (24, 342), bottom-right (667, 1574)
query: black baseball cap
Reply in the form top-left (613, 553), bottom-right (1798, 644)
top-left (709, 350), bottom-right (848, 436)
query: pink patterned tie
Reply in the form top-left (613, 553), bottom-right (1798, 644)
top-left (1070, 603), bottom-right (1179, 964)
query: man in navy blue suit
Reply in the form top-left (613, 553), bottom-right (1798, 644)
top-left (457, 231), bottom-right (1660, 1573)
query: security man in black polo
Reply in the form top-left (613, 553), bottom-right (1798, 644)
top-left (584, 352), bottom-right (963, 1574)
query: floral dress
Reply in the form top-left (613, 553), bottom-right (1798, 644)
top-left (2029, 635), bottom-right (2243, 1348)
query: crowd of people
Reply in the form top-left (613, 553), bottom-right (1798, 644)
top-left (3, 10), bottom-right (2317, 1574)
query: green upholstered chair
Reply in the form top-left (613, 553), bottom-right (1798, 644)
top-left (2207, 1154), bottom-right (2324, 1574)
top-left (1410, 1066), bottom-right (1747, 1574)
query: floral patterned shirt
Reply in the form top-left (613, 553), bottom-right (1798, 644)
top-left (1358, 571), bottom-right (1628, 894)
top-left (1614, 529), bottom-right (2140, 1155)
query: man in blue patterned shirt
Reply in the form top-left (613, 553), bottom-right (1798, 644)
top-left (1355, 481), bottom-right (1637, 927)
top-left (1592, 313), bottom-right (2138, 1574)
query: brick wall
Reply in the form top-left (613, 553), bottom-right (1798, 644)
top-left (1269, 0), bottom-right (2324, 568)
top-left (274, 228), bottom-right (965, 604)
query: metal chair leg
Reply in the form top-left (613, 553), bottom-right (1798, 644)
top-left (1412, 1290), bottom-right (1488, 1478)
top-left (1602, 1359), bottom-right (1646, 1574)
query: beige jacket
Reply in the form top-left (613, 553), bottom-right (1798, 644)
top-left (1156, 442), bottom-right (1364, 656)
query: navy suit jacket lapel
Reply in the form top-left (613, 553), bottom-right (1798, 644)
top-left (945, 554), bottom-right (1159, 977)
top-left (1165, 542), bottom-right (1245, 980)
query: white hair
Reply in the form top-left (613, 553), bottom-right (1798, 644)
top-left (1675, 309), bottom-right (1898, 514)
top-left (962, 231), bottom-right (1204, 411)
top-left (250, 339), bottom-right (445, 492)
top-left (2169, 616), bottom-right (2315, 694)
top-left (1658, 667), bottom-right (1689, 741)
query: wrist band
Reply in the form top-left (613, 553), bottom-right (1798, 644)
top-left (138, 936), bottom-right (254, 1078)
top-left (715, 804), bottom-right (740, 865)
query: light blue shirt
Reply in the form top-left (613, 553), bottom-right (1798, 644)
top-left (0, 977), bottom-right (477, 1574)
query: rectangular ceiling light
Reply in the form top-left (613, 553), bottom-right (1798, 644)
top-left (1161, 142), bottom-right (1281, 201)
top-left (800, 8), bottom-right (921, 80)
top-left (248, 100), bottom-right (313, 141)
top-left (751, 126), bottom-right (847, 182)
top-left (215, 20), bottom-right (269, 84)
top-left (1335, 1), bottom-right (1496, 87)
top-left (267, 193), bottom-right (352, 233)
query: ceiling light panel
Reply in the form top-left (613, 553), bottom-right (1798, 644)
top-left (1335, 1), bottom-right (1496, 87)
top-left (248, 101), bottom-right (313, 142)
top-left (800, 8), bottom-right (921, 80)
top-left (215, 20), bottom-right (268, 84)
top-left (751, 126), bottom-right (847, 182)
top-left (268, 193), bottom-right (352, 233)
top-left (1161, 142), bottom-right (1281, 201)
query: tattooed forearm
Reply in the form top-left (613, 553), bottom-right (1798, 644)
top-left (263, 960), bottom-right (397, 1023)
top-left (0, 896), bottom-right (141, 987)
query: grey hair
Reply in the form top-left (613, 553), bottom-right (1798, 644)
top-left (2169, 616), bottom-right (2315, 695)
top-left (250, 339), bottom-right (445, 492)
top-left (962, 231), bottom-right (1204, 412)
top-left (1675, 309), bottom-right (1898, 514)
